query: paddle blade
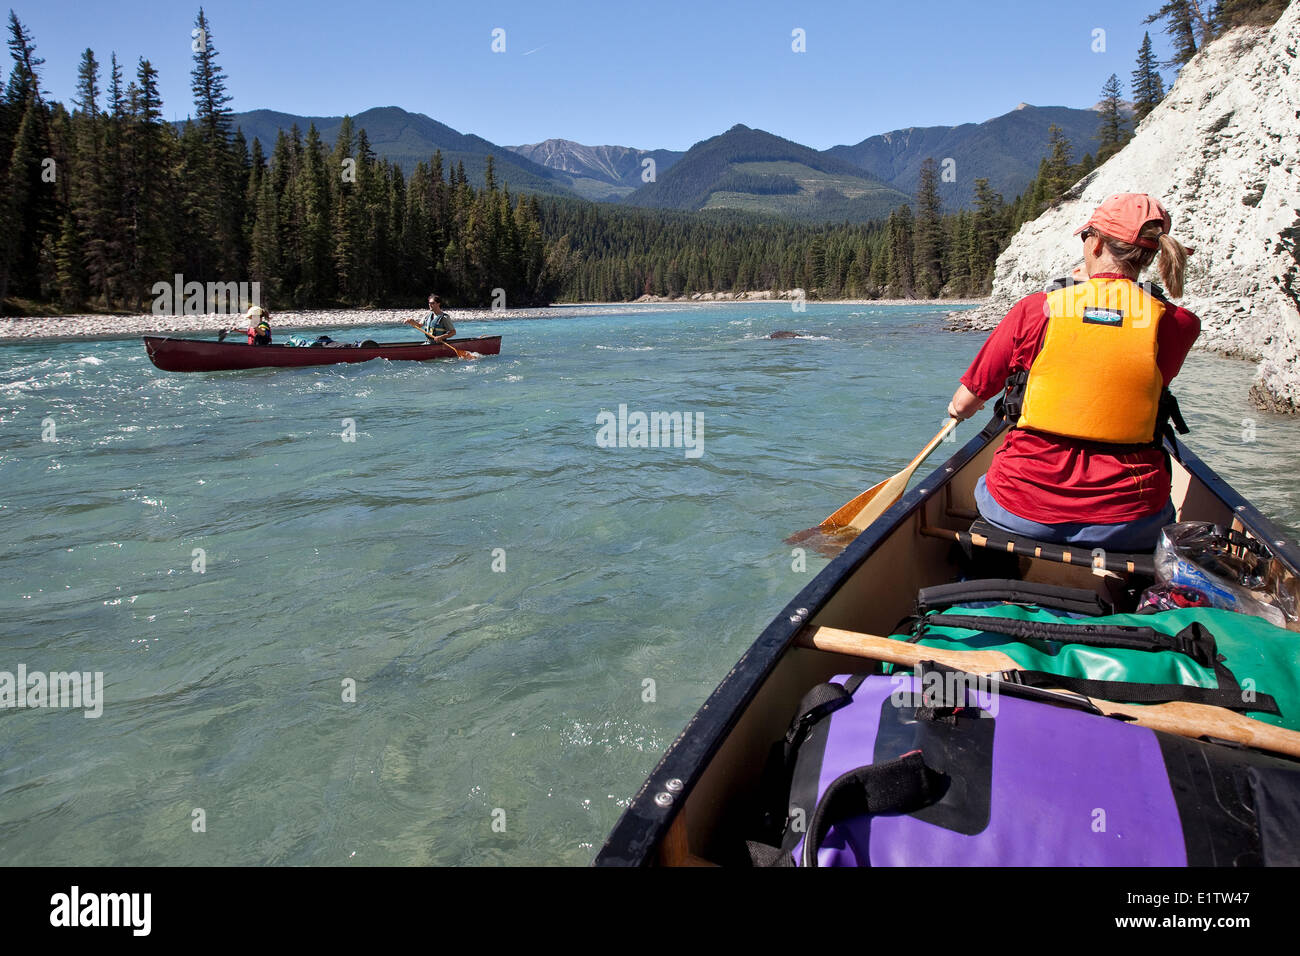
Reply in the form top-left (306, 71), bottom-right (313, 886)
top-left (782, 524), bottom-right (858, 559)
top-left (788, 418), bottom-right (959, 550)
top-left (819, 477), bottom-right (889, 530)
top-left (845, 471), bottom-right (913, 531)
top-left (783, 473), bottom-right (909, 558)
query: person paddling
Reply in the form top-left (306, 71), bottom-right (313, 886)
top-left (946, 193), bottom-right (1199, 551)
top-left (221, 305), bottom-right (272, 345)
top-left (407, 294), bottom-right (456, 344)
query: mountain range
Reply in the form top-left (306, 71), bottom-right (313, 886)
top-left (224, 107), bottom-right (576, 197)
top-left (220, 102), bottom-right (1110, 220)
top-left (825, 103), bottom-right (1112, 207)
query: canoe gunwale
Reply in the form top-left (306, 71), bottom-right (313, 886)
top-left (1170, 438), bottom-right (1300, 577)
top-left (593, 415), bottom-right (1300, 866)
top-left (142, 334), bottom-right (502, 372)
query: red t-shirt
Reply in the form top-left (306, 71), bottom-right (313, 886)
top-left (960, 274), bottom-right (1201, 524)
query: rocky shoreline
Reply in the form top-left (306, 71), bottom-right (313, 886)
top-left (0, 297), bottom-right (988, 343)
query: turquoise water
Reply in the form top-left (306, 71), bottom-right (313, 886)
top-left (2, 303), bottom-right (1298, 865)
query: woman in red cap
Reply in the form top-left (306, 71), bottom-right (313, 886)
top-left (946, 193), bottom-right (1198, 550)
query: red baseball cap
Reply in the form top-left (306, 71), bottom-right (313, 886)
top-left (1074, 193), bottom-right (1172, 249)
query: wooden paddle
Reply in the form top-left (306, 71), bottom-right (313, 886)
top-left (798, 625), bottom-right (1300, 759)
top-left (405, 319), bottom-right (476, 359)
top-left (816, 417), bottom-right (959, 535)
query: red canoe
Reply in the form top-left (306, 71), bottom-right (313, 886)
top-left (143, 335), bottom-right (502, 372)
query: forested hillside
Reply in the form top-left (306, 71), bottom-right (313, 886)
top-left (623, 124), bottom-right (911, 222)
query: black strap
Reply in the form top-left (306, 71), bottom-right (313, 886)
top-left (916, 579), bottom-right (1113, 618)
top-left (802, 751), bottom-right (946, 867)
top-left (746, 840), bottom-right (795, 867)
top-left (917, 659), bottom-right (1104, 716)
top-left (1000, 367), bottom-right (1029, 423)
top-left (925, 615), bottom-right (1219, 666)
top-left (997, 668), bottom-right (1279, 715)
top-left (919, 617), bottom-right (1278, 715)
top-left (782, 676), bottom-right (865, 765)
top-left (1004, 388), bottom-right (1186, 454)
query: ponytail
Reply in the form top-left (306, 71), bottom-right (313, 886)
top-left (1155, 230), bottom-right (1192, 299)
top-left (1099, 220), bottom-right (1195, 298)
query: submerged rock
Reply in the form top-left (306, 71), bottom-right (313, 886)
top-left (769, 330), bottom-right (803, 339)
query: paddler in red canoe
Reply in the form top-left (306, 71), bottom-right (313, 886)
top-left (406, 293), bottom-right (457, 344)
top-left (219, 305), bottom-right (273, 345)
top-left (945, 193), bottom-right (1199, 551)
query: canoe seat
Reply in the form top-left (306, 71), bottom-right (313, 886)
top-left (919, 520), bottom-right (1156, 577)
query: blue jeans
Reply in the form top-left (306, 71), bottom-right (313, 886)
top-left (974, 476), bottom-right (1175, 552)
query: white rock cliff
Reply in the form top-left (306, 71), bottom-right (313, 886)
top-left (956, 4), bottom-right (1300, 412)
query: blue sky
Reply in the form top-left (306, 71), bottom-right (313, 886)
top-left (13, 0), bottom-right (1179, 150)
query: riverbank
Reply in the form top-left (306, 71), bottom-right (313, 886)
top-left (0, 298), bottom-right (989, 342)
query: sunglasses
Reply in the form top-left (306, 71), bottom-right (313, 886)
top-left (1079, 229), bottom-right (1094, 241)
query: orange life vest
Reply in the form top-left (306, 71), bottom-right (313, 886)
top-left (1016, 276), bottom-right (1166, 444)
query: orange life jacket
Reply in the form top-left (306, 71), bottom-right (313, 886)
top-left (1015, 276), bottom-right (1167, 444)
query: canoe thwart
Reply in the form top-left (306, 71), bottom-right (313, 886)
top-left (918, 520), bottom-right (1156, 577)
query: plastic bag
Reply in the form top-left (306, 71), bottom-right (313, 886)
top-left (1135, 584), bottom-right (1214, 614)
top-left (1145, 521), bottom-right (1296, 628)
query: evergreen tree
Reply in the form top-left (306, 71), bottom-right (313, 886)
top-left (249, 133), bottom-right (286, 299)
top-left (54, 205), bottom-right (87, 308)
top-left (1131, 32), bottom-right (1166, 123)
top-left (72, 48), bottom-right (99, 116)
top-left (1145, 1), bottom-right (1200, 67)
top-left (330, 115), bottom-right (358, 299)
top-left (4, 10), bottom-right (43, 100)
top-left (122, 58), bottom-right (173, 307)
top-left (293, 123), bottom-right (332, 302)
top-left (1209, 0), bottom-right (1289, 31)
top-left (1043, 125), bottom-right (1075, 199)
top-left (189, 8), bottom-right (231, 143)
top-left (0, 12), bottom-right (53, 303)
top-left (886, 205), bottom-right (914, 298)
top-left (912, 157), bottom-right (944, 297)
top-left (99, 53), bottom-right (127, 307)
top-left (970, 178), bottom-right (1005, 293)
top-left (1096, 74), bottom-right (1128, 161)
top-left (63, 49), bottom-right (104, 305)
top-left (184, 7), bottom-right (240, 278)
top-left (804, 236), bottom-right (826, 291)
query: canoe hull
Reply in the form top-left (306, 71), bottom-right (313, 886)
top-left (143, 335), bottom-right (502, 372)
